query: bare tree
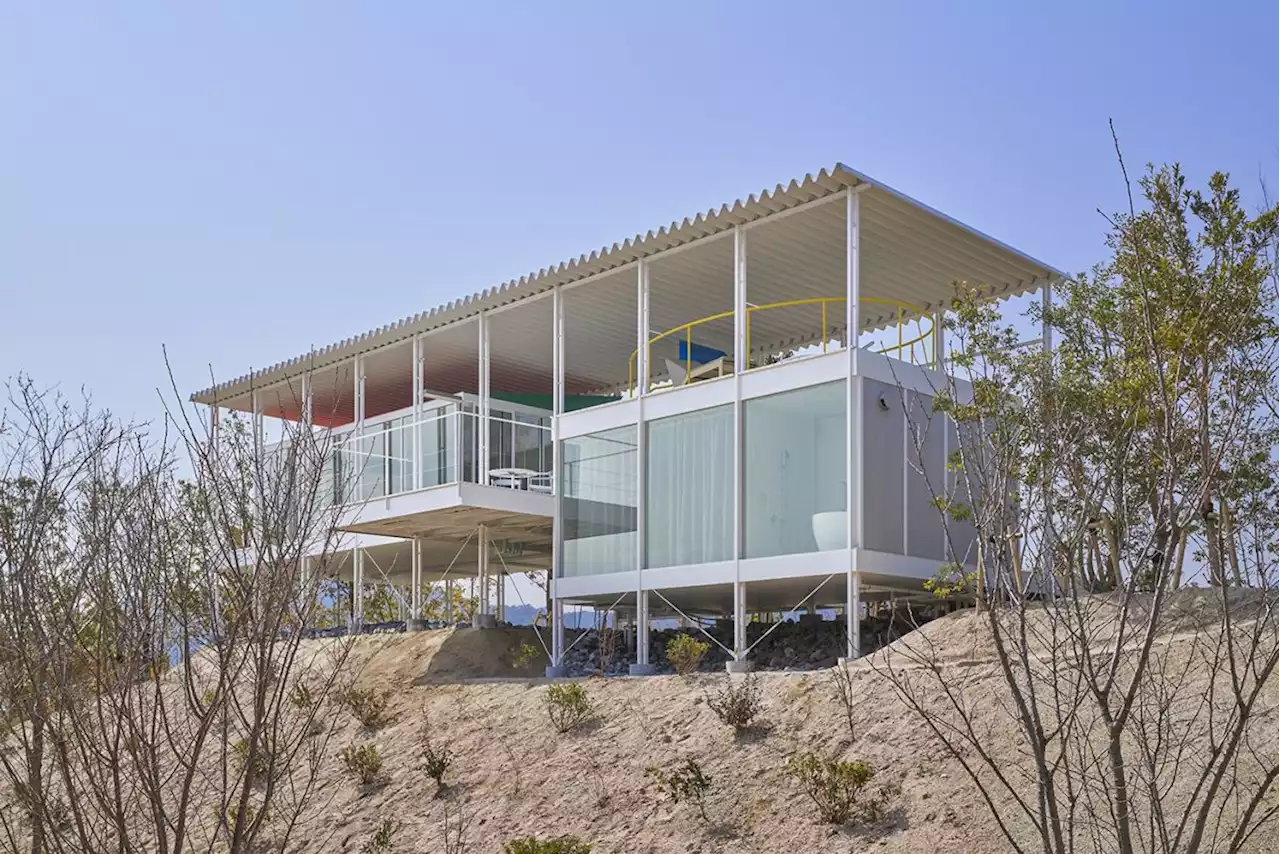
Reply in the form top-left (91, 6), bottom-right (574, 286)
top-left (0, 368), bottom-right (360, 854)
top-left (871, 163), bottom-right (1278, 854)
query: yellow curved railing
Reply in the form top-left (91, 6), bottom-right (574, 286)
top-left (628, 296), bottom-right (935, 391)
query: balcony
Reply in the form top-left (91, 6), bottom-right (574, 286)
top-left (320, 401), bottom-right (555, 541)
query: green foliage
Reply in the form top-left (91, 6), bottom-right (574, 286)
top-left (288, 679), bottom-right (315, 710)
top-left (665, 634), bottom-right (710, 676)
top-left (923, 563), bottom-right (976, 599)
top-left (339, 743), bottom-right (385, 787)
top-left (362, 817), bottom-right (399, 854)
top-left (231, 737), bottom-right (272, 782)
top-left (705, 674), bottom-right (762, 731)
top-left (422, 738), bottom-right (452, 789)
top-left (503, 837), bottom-right (592, 854)
top-left (544, 682), bottom-right (594, 733)
top-left (343, 687), bottom-right (394, 729)
top-left (647, 758), bottom-right (713, 821)
top-left (785, 752), bottom-right (875, 824)
top-left (513, 642), bottom-right (544, 670)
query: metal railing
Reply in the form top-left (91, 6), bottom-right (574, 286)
top-left (628, 296), bottom-right (936, 391)
top-left (327, 408), bottom-right (552, 506)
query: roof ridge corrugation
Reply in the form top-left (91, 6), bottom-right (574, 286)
top-left (192, 165), bottom-right (857, 403)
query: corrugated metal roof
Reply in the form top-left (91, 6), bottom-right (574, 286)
top-left (190, 163), bottom-right (1064, 405)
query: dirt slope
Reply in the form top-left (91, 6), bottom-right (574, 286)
top-left (288, 607), bottom-right (1276, 854)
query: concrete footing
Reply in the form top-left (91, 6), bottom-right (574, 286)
top-left (544, 665), bottom-right (568, 678)
top-left (725, 659), bottom-right (752, 674)
top-left (837, 656), bottom-right (858, 667)
top-left (472, 614), bottom-right (498, 629)
top-left (628, 663), bottom-right (657, 676)
top-left (407, 618), bottom-right (428, 632)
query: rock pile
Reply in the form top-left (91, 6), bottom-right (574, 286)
top-left (558, 613), bottom-right (932, 676)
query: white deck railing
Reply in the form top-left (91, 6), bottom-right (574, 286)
top-left (325, 407), bottom-right (553, 507)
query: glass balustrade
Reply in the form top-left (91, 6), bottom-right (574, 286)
top-left (324, 406), bottom-right (553, 506)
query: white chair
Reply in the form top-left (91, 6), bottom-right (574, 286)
top-left (527, 472), bottom-right (553, 494)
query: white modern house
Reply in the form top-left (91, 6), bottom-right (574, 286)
top-left (190, 164), bottom-right (1062, 674)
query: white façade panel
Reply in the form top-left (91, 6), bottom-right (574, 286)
top-left (739, 350), bottom-right (848, 401)
top-left (556, 398), bottom-right (639, 440)
top-left (640, 374), bottom-right (736, 421)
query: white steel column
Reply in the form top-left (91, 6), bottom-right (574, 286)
top-left (445, 578), bottom-right (455, 624)
top-left (845, 187), bottom-right (862, 660)
top-left (412, 336), bottom-right (423, 491)
top-left (352, 547), bottom-right (364, 628)
top-left (847, 571), bottom-right (861, 659)
top-left (635, 591), bottom-right (650, 667)
top-left (354, 355), bottom-right (366, 427)
top-left (1041, 280), bottom-right (1053, 351)
top-left (478, 311), bottom-right (490, 486)
top-left (933, 309), bottom-right (945, 372)
top-left (549, 285), bottom-right (566, 672)
top-left (410, 538), bottom-right (422, 622)
top-left (630, 262), bottom-right (654, 675)
top-left (477, 523), bottom-right (489, 618)
top-left (732, 581), bottom-right (747, 664)
top-left (731, 226), bottom-right (747, 668)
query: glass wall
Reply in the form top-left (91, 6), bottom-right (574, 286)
top-left (645, 405), bottom-right (734, 568)
top-left (743, 381), bottom-right (847, 557)
top-left (561, 425), bottom-right (637, 577)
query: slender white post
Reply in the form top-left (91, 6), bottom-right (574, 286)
top-left (445, 578), bottom-right (454, 624)
top-left (732, 581), bottom-right (747, 663)
top-left (412, 336), bottom-right (423, 491)
top-left (846, 571), bottom-right (861, 659)
top-left (732, 226), bottom-right (746, 668)
top-left (354, 355), bottom-right (365, 427)
top-left (845, 187), bottom-right (862, 660)
top-left (636, 591), bottom-right (650, 667)
top-left (477, 523), bottom-right (489, 619)
top-left (630, 264), bottom-right (653, 675)
top-left (636, 260), bottom-right (650, 397)
top-left (933, 309), bottom-right (945, 372)
top-left (478, 312), bottom-right (490, 485)
top-left (1041, 280), bottom-right (1053, 351)
top-left (410, 538), bottom-right (422, 622)
top-left (551, 599), bottom-right (565, 670)
top-left (550, 285), bottom-right (565, 670)
top-left (352, 547), bottom-right (364, 628)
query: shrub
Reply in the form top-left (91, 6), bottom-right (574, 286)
top-left (343, 687), bottom-right (394, 729)
top-left (513, 642), bottom-right (544, 670)
top-left (647, 758), bottom-right (713, 821)
top-left (665, 634), bottom-right (709, 676)
top-left (231, 737), bottom-right (272, 781)
top-left (422, 738), bottom-right (452, 790)
top-left (503, 837), bottom-right (592, 854)
top-left (544, 682), bottom-right (593, 733)
top-left (785, 752), bottom-right (875, 824)
top-left (706, 674), bottom-right (762, 731)
top-left (362, 817), bottom-right (399, 854)
top-left (339, 742), bottom-right (386, 787)
top-left (289, 679), bottom-right (315, 710)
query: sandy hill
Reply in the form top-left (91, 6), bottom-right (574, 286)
top-left (290, 603), bottom-right (1277, 854)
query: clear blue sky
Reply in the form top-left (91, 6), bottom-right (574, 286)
top-left (2, 2), bottom-right (1276, 424)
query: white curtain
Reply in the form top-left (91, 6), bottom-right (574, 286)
top-left (645, 405), bottom-right (734, 568)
